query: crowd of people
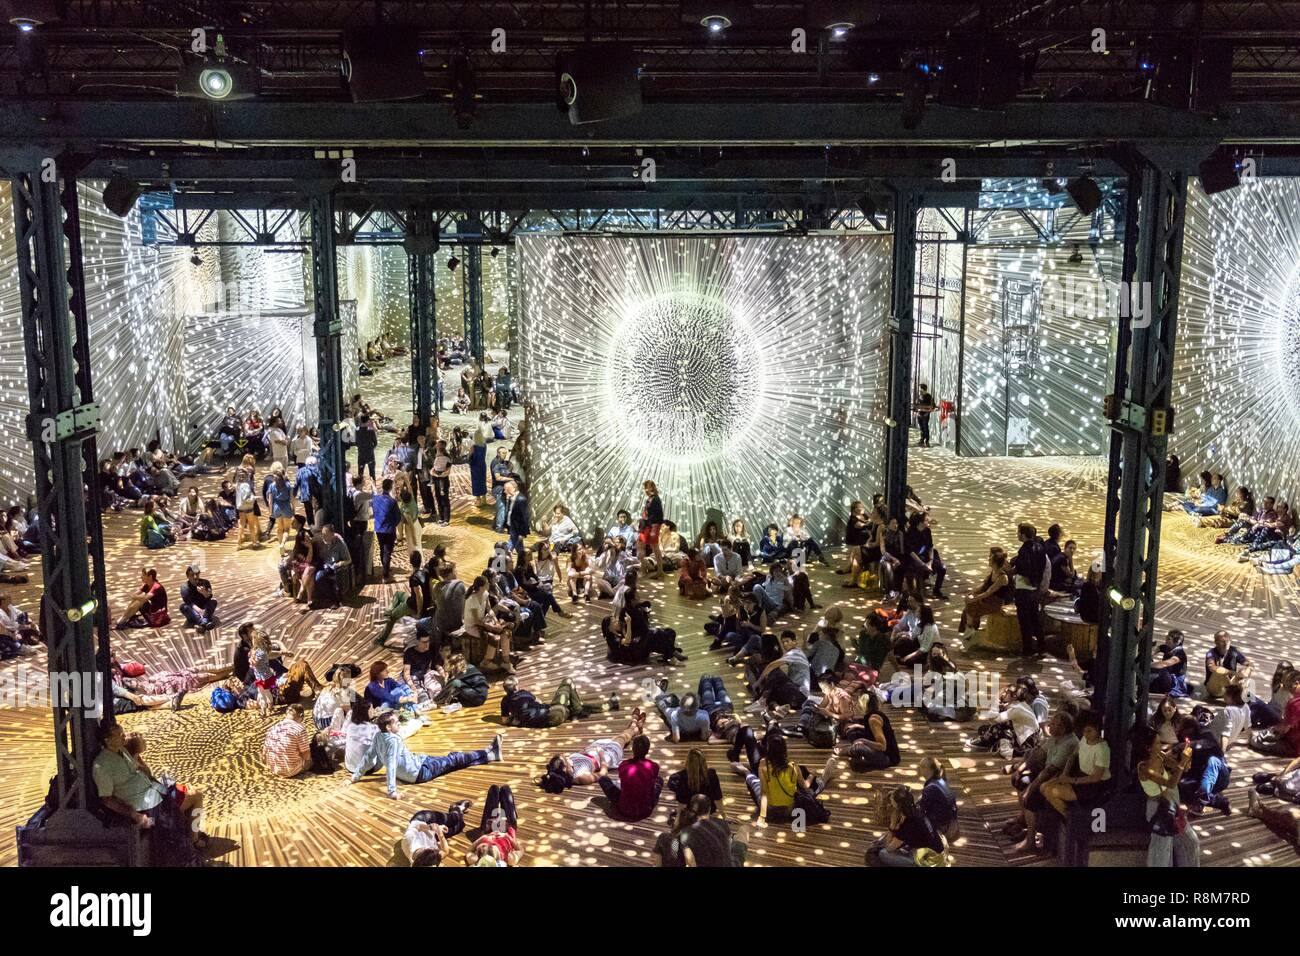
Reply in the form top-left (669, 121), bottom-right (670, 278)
top-left (15, 366), bottom-right (1300, 871)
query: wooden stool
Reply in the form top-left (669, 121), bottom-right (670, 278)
top-left (1043, 603), bottom-right (1099, 657)
top-left (967, 606), bottom-right (1021, 653)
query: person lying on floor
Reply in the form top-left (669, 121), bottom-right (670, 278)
top-left (500, 675), bottom-right (617, 727)
top-left (537, 711), bottom-right (649, 793)
top-left (353, 711), bottom-right (502, 799)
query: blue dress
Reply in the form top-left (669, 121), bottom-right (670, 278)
top-left (469, 443), bottom-right (488, 496)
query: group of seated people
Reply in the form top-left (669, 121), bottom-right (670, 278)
top-left (956, 520), bottom-right (1100, 657)
top-left (0, 503), bottom-right (41, 581)
top-left (1171, 468), bottom-right (1300, 574)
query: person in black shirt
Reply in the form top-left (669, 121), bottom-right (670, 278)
top-left (179, 564), bottom-right (218, 631)
top-left (915, 385), bottom-right (936, 448)
top-left (903, 511), bottom-right (947, 600)
top-left (1044, 523), bottom-right (1064, 564)
top-left (402, 632), bottom-right (442, 689)
top-left (355, 414), bottom-right (378, 481)
top-left (1175, 716), bottom-right (1232, 815)
top-left (867, 786), bottom-right (944, 866)
top-left (1150, 629), bottom-right (1189, 696)
top-left (666, 748), bottom-right (724, 813)
top-left (1075, 562), bottom-right (1102, 624)
top-left (1012, 522), bottom-right (1047, 655)
top-left (499, 675), bottom-right (613, 728)
top-left (408, 550), bottom-right (434, 619)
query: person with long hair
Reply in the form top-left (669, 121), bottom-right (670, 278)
top-left (566, 541), bottom-right (594, 602)
top-left (463, 575), bottom-right (514, 674)
top-left (730, 518), bottom-right (753, 567)
top-left (730, 731), bottom-right (826, 827)
top-left (1041, 710), bottom-right (1113, 814)
top-left (667, 748), bottom-right (724, 813)
top-left (638, 480), bottom-right (665, 575)
top-left (959, 547), bottom-right (1012, 633)
top-left (866, 786), bottom-right (944, 867)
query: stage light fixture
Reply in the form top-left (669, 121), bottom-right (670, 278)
top-left (1198, 147), bottom-right (1241, 196)
top-left (64, 598), bottom-right (97, 623)
top-left (101, 172), bottom-right (144, 218)
top-left (682, 1), bottom-right (747, 33)
top-left (178, 38), bottom-right (256, 101)
top-left (343, 29), bottom-right (426, 102)
top-left (490, 246), bottom-right (500, 258)
top-left (1066, 176), bottom-right (1102, 215)
top-left (1108, 587), bottom-right (1136, 611)
top-left (827, 22), bottom-right (853, 39)
top-left (447, 255), bottom-right (460, 272)
top-left (5, 0), bottom-right (58, 30)
top-left (556, 44), bottom-right (642, 125)
top-left (1067, 244), bottom-right (1084, 264)
top-left (189, 253), bottom-right (204, 267)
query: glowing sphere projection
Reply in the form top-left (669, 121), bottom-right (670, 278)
top-left (604, 291), bottom-right (763, 463)
top-left (516, 234), bottom-right (892, 541)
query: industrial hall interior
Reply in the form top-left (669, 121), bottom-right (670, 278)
top-left (2, 0), bottom-right (1300, 872)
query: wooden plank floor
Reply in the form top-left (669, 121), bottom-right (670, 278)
top-left (2, 360), bottom-right (1298, 867)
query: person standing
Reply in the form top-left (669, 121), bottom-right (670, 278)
top-left (411, 432), bottom-right (435, 520)
top-left (915, 384), bottom-right (936, 448)
top-left (470, 413), bottom-right (492, 504)
top-left (490, 446), bottom-right (513, 533)
top-left (430, 439), bottom-right (453, 526)
top-left (504, 479), bottom-right (530, 563)
top-left (355, 414), bottom-right (378, 481)
top-left (1012, 522), bottom-right (1046, 656)
top-left (371, 478), bottom-right (401, 582)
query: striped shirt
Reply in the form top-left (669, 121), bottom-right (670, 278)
top-left (263, 716), bottom-right (311, 777)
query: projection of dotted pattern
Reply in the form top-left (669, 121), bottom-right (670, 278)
top-left (516, 234), bottom-right (891, 542)
top-left (1172, 179), bottom-right (1300, 503)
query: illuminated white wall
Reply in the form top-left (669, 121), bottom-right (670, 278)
top-left (1173, 179), bottom-right (1300, 502)
top-left (959, 211), bottom-right (1117, 456)
top-left (517, 234), bottom-right (891, 541)
top-left (0, 183), bottom-right (323, 503)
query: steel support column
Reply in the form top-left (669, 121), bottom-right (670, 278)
top-left (406, 208), bottom-right (438, 429)
top-left (884, 188), bottom-right (921, 522)
top-left (953, 208), bottom-right (971, 457)
top-left (10, 158), bottom-right (113, 834)
top-left (463, 235), bottom-right (485, 366)
top-left (309, 190), bottom-right (348, 528)
top-left (1095, 156), bottom-right (1187, 783)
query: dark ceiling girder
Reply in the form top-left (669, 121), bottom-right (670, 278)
top-left (0, 101), bottom-right (1291, 148)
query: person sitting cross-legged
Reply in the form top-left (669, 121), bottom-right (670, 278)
top-left (596, 732), bottom-right (663, 821)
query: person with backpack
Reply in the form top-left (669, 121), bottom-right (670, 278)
top-left (1011, 522), bottom-right (1047, 655)
top-left (918, 755), bottom-right (960, 843)
top-left (731, 732), bottom-right (829, 827)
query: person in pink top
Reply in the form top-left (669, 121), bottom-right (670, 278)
top-left (597, 733), bottom-right (662, 820)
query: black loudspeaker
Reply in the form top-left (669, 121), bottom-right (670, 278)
top-left (1148, 36), bottom-right (1194, 109)
top-left (1198, 148), bottom-right (1240, 196)
top-left (938, 35), bottom-right (1022, 108)
top-left (343, 29), bottom-right (425, 102)
top-left (1066, 176), bottom-right (1102, 215)
top-left (556, 44), bottom-right (642, 125)
top-left (102, 173), bottom-right (143, 218)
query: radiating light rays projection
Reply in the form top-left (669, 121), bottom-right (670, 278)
top-left (0, 183), bottom-right (310, 502)
top-left (1173, 179), bottom-right (1300, 502)
top-left (516, 234), bottom-right (891, 540)
top-left (959, 212), bottom-right (1117, 457)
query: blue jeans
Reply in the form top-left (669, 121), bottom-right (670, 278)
top-left (752, 584), bottom-right (781, 617)
top-left (1182, 500), bottom-right (1219, 516)
top-left (220, 434), bottom-right (234, 455)
top-left (698, 675), bottom-right (731, 714)
top-left (415, 748), bottom-right (491, 783)
top-left (1179, 756), bottom-right (1230, 809)
top-left (180, 597), bottom-right (217, 627)
top-left (508, 532), bottom-right (527, 562)
top-left (493, 486), bottom-right (506, 531)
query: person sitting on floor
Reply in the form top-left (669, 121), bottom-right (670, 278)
top-left (666, 748), bottom-right (725, 814)
top-left (785, 513), bottom-right (830, 567)
top-left (114, 567), bottom-right (169, 629)
top-left (758, 523), bottom-right (787, 564)
top-left (138, 499), bottom-right (175, 550)
top-left (1175, 714), bottom-right (1233, 816)
top-left (646, 679), bottom-right (712, 742)
top-left (1149, 629), bottom-right (1189, 697)
top-left (866, 785), bottom-right (945, 867)
top-left (263, 703), bottom-right (313, 778)
top-left (678, 547), bottom-right (710, 599)
top-left (1250, 670), bottom-right (1300, 758)
top-left (597, 733), bottom-right (663, 821)
top-left (1181, 470), bottom-right (1227, 517)
top-left (178, 564), bottom-right (218, 631)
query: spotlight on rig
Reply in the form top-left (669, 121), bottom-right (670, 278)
top-left (1198, 147), bottom-right (1241, 196)
top-left (556, 43), bottom-right (643, 125)
top-left (178, 35), bottom-right (256, 101)
top-left (447, 255), bottom-right (460, 272)
top-left (681, 1), bottom-right (747, 34)
top-left (5, 0), bottom-right (60, 30)
top-left (189, 252), bottom-right (204, 267)
top-left (343, 29), bottom-right (426, 102)
top-left (1066, 176), bottom-right (1102, 215)
top-left (1067, 244), bottom-right (1084, 264)
top-left (101, 172), bottom-right (144, 218)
